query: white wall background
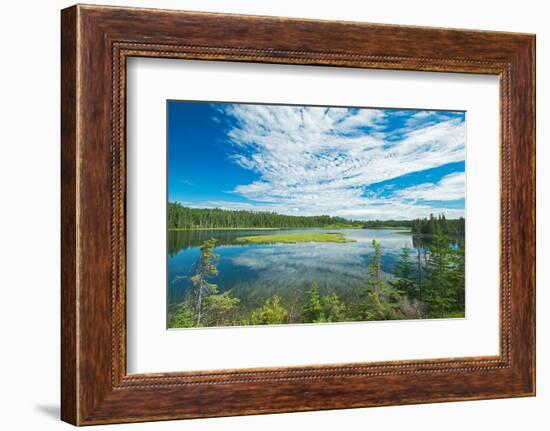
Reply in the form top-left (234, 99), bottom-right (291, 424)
top-left (0, 0), bottom-right (546, 429)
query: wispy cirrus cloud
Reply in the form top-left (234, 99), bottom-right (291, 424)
top-left (394, 172), bottom-right (465, 202)
top-left (199, 104), bottom-right (466, 220)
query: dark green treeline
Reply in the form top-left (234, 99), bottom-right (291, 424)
top-left (168, 203), bottom-right (465, 232)
top-left (168, 202), bottom-right (364, 229)
top-left (412, 213), bottom-right (465, 236)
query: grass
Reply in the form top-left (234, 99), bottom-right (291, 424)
top-left (235, 232), bottom-right (356, 244)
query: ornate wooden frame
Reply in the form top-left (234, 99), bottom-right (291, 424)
top-left (61, 4), bottom-right (535, 425)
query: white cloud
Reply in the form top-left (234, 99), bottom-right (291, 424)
top-left (213, 105), bottom-right (466, 220)
top-left (394, 172), bottom-right (465, 202)
top-left (403, 110), bottom-right (452, 127)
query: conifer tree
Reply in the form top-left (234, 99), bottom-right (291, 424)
top-left (449, 241), bottom-right (465, 313)
top-left (191, 238), bottom-right (219, 325)
top-left (250, 295), bottom-right (288, 325)
top-left (168, 302), bottom-right (196, 328)
top-left (303, 282), bottom-right (325, 323)
top-left (367, 240), bottom-right (383, 296)
top-left (359, 240), bottom-right (402, 321)
top-left (322, 292), bottom-right (345, 322)
top-left (392, 244), bottom-right (416, 297)
top-left (203, 291), bottom-right (240, 327)
top-left (424, 231), bottom-right (455, 317)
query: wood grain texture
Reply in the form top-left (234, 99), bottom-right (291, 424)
top-left (60, 5), bottom-right (78, 425)
top-left (60, 4), bottom-right (536, 425)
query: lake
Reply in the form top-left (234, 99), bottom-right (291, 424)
top-left (168, 228), bottom-right (423, 312)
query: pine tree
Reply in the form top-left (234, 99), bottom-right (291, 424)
top-left (303, 282), bottom-right (325, 323)
top-left (367, 239), bottom-right (383, 296)
top-left (415, 244), bottom-right (424, 301)
top-left (322, 293), bottom-right (345, 322)
top-left (250, 295), bottom-right (288, 325)
top-left (168, 301), bottom-right (196, 328)
top-left (359, 240), bottom-right (403, 321)
top-left (191, 238), bottom-right (219, 326)
top-left (424, 231), bottom-right (455, 317)
top-left (448, 240), bottom-right (465, 314)
top-left (203, 291), bottom-right (240, 327)
top-left (392, 244), bottom-right (416, 297)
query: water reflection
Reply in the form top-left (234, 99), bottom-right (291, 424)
top-left (167, 228), bottom-right (425, 308)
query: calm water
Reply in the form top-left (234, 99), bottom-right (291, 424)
top-left (168, 228), bottom-right (422, 310)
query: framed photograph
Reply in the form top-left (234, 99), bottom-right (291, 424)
top-left (61, 4), bottom-right (535, 425)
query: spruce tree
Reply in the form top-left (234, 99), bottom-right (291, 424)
top-left (322, 293), bottom-right (345, 322)
top-left (359, 240), bottom-right (402, 321)
top-left (392, 244), bottom-right (416, 297)
top-left (424, 231), bottom-right (455, 317)
top-left (191, 238), bottom-right (219, 325)
top-left (203, 291), bottom-right (240, 327)
top-left (250, 295), bottom-right (288, 325)
top-left (303, 281), bottom-right (325, 323)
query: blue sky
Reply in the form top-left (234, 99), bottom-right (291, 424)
top-left (168, 101), bottom-right (465, 220)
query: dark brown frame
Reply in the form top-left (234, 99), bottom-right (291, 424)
top-left (61, 4), bottom-right (536, 426)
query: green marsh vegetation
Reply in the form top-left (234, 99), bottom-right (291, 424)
top-left (235, 232), bottom-right (355, 244)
